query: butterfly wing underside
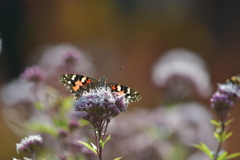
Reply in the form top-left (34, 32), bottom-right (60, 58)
top-left (107, 83), bottom-right (142, 102)
top-left (59, 74), bottom-right (98, 100)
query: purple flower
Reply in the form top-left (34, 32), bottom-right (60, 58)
top-left (63, 50), bottom-right (80, 66)
top-left (74, 87), bottom-right (128, 126)
top-left (38, 44), bottom-right (95, 76)
top-left (152, 49), bottom-right (211, 99)
top-left (20, 65), bottom-right (45, 82)
top-left (68, 119), bottom-right (80, 132)
top-left (68, 137), bottom-right (84, 155)
top-left (59, 154), bottom-right (67, 160)
top-left (210, 83), bottom-right (240, 121)
top-left (58, 129), bottom-right (68, 139)
top-left (1, 80), bottom-right (35, 106)
top-left (16, 134), bottom-right (43, 154)
top-left (81, 147), bottom-right (96, 157)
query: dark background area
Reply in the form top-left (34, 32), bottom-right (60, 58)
top-left (1, 0), bottom-right (240, 159)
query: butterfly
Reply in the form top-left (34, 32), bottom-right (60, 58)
top-left (59, 74), bottom-right (142, 102)
top-left (226, 75), bottom-right (240, 85)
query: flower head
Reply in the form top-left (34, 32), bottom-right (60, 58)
top-left (38, 44), bottom-right (95, 76)
top-left (20, 65), bottom-right (45, 82)
top-left (58, 129), bottom-right (68, 139)
top-left (68, 137), bottom-right (84, 155)
top-left (1, 80), bottom-right (35, 106)
top-left (16, 134), bottom-right (43, 154)
top-left (63, 50), bottom-right (80, 66)
top-left (59, 154), bottom-right (67, 160)
top-left (210, 83), bottom-right (240, 120)
top-left (152, 49), bottom-right (211, 99)
top-left (68, 119), bottom-right (80, 132)
top-left (74, 87), bottom-right (128, 125)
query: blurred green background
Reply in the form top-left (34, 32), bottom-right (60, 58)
top-left (1, 0), bottom-right (240, 159)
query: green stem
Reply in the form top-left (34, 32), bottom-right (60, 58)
top-left (31, 151), bottom-right (36, 160)
top-left (214, 120), bottom-right (225, 160)
top-left (98, 127), bottom-right (102, 160)
top-left (101, 119), bottom-right (109, 141)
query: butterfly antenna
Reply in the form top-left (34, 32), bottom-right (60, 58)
top-left (106, 67), bottom-right (123, 77)
top-left (92, 60), bottom-right (102, 75)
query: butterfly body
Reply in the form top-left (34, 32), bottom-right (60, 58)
top-left (59, 74), bottom-right (142, 102)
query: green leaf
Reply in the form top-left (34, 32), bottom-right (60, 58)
top-left (78, 141), bottom-right (97, 155)
top-left (214, 132), bottom-right (221, 141)
top-left (217, 151), bottom-right (227, 160)
top-left (99, 139), bottom-right (103, 147)
top-left (211, 119), bottom-right (221, 127)
top-left (26, 123), bottom-right (57, 137)
top-left (223, 132), bottom-right (233, 141)
top-left (35, 101), bottom-right (44, 111)
top-left (52, 117), bottom-right (68, 129)
top-left (65, 155), bottom-right (78, 160)
top-left (113, 157), bottom-right (123, 160)
top-left (102, 135), bottom-right (111, 148)
top-left (225, 119), bottom-right (234, 126)
top-left (227, 152), bottom-right (240, 159)
top-left (216, 128), bottom-right (222, 133)
top-left (80, 119), bottom-right (90, 127)
top-left (193, 142), bottom-right (214, 159)
top-left (40, 154), bottom-right (50, 160)
top-left (90, 142), bottom-right (97, 151)
top-left (61, 97), bottom-right (74, 112)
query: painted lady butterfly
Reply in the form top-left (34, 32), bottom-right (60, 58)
top-left (59, 74), bottom-right (142, 102)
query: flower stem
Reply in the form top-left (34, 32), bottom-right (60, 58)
top-left (96, 119), bottom-right (110, 160)
top-left (98, 126), bottom-right (103, 160)
top-left (214, 119), bottom-right (225, 160)
top-left (31, 151), bottom-right (36, 160)
top-left (98, 144), bottom-right (102, 160)
top-left (103, 119), bottom-right (110, 140)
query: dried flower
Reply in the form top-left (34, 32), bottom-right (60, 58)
top-left (74, 87), bottom-right (128, 126)
top-left (20, 65), bottom-right (45, 82)
top-left (16, 134), bottom-right (43, 154)
top-left (210, 83), bottom-right (240, 121)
